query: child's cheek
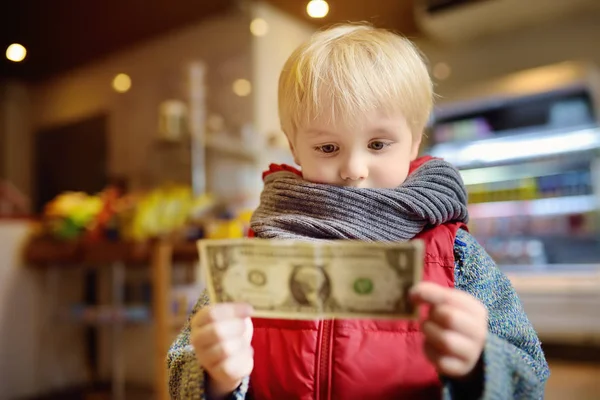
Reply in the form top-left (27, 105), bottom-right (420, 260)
top-left (304, 165), bottom-right (336, 185)
top-left (373, 164), bottom-right (410, 188)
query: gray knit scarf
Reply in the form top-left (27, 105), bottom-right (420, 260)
top-left (250, 158), bottom-right (469, 242)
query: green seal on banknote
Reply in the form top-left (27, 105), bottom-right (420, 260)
top-left (353, 278), bottom-right (374, 295)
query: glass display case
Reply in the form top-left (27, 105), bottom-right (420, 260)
top-left (427, 61), bottom-right (600, 343)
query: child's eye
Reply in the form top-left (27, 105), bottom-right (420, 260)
top-left (315, 144), bottom-right (339, 154)
top-left (368, 141), bottom-right (390, 151)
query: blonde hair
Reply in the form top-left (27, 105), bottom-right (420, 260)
top-left (278, 24), bottom-right (433, 140)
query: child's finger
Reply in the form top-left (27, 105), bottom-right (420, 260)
top-left (191, 318), bottom-right (248, 350)
top-left (197, 337), bottom-right (249, 369)
top-left (211, 347), bottom-right (255, 384)
top-left (428, 304), bottom-right (485, 341)
top-left (423, 344), bottom-right (469, 378)
top-left (242, 317), bottom-right (254, 344)
top-left (410, 282), bottom-right (484, 313)
top-left (422, 320), bottom-right (474, 362)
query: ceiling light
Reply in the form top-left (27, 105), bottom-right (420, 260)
top-left (232, 79), bottom-right (252, 97)
top-left (250, 18), bottom-right (269, 37)
top-left (433, 62), bottom-right (451, 80)
top-left (112, 73), bottom-right (132, 93)
top-left (6, 43), bottom-right (27, 63)
top-left (307, 0), bottom-right (329, 19)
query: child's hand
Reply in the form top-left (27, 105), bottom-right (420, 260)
top-left (190, 303), bottom-right (254, 399)
top-left (410, 282), bottom-right (487, 379)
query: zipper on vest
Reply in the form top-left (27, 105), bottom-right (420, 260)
top-left (316, 319), bottom-right (334, 400)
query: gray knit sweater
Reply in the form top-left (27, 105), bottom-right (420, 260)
top-left (167, 229), bottom-right (549, 399)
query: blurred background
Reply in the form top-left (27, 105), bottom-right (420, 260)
top-left (1, 0), bottom-right (599, 399)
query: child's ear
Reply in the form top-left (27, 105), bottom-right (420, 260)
top-left (410, 134), bottom-right (423, 160)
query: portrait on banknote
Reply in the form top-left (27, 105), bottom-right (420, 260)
top-left (289, 264), bottom-right (332, 307)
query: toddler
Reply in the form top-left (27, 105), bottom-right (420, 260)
top-left (168, 24), bottom-right (549, 400)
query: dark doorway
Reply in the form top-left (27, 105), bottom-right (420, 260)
top-left (34, 114), bottom-right (108, 213)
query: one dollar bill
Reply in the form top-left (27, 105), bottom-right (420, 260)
top-left (198, 239), bottom-right (424, 320)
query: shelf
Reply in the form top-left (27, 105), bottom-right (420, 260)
top-left (205, 136), bottom-right (260, 162)
top-left (468, 195), bottom-right (597, 219)
top-left (55, 307), bottom-right (191, 328)
top-left (507, 270), bottom-right (600, 295)
top-left (61, 305), bottom-right (151, 325)
top-left (23, 238), bottom-right (199, 267)
top-left (460, 159), bottom-right (594, 186)
top-left (500, 263), bottom-right (600, 274)
top-left (428, 126), bottom-right (600, 168)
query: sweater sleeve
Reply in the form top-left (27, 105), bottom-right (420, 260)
top-left (442, 229), bottom-right (550, 400)
top-left (167, 290), bottom-right (250, 400)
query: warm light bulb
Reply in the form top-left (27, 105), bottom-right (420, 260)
top-left (250, 18), bottom-right (269, 37)
top-left (233, 79), bottom-right (252, 97)
top-left (112, 73), bottom-right (132, 93)
top-left (6, 43), bottom-right (27, 62)
top-left (433, 62), bottom-right (451, 80)
top-left (307, 0), bottom-right (329, 18)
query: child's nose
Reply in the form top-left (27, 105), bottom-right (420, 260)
top-left (340, 156), bottom-right (368, 182)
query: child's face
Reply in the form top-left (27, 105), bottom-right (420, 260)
top-left (290, 111), bottom-right (421, 189)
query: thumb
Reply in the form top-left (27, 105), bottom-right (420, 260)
top-left (409, 281), bottom-right (446, 306)
top-left (243, 317), bottom-right (254, 343)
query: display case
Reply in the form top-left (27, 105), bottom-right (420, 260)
top-left (427, 61), bottom-right (600, 343)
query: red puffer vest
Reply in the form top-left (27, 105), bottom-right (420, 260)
top-left (248, 158), bottom-right (466, 400)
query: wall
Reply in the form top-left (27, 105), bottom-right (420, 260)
top-left (416, 11), bottom-right (600, 104)
top-left (0, 220), bottom-right (38, 399)
top-left (0, 82), bottom-right (32, 206)
top-left (31, 10), bottom-right (253, 191)
top-left (0, 221), bottom-right (90, 399)
top-left (0, 86), bottom-right (5, 180)
top-left (251, 1), bottom-right (315, 149)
